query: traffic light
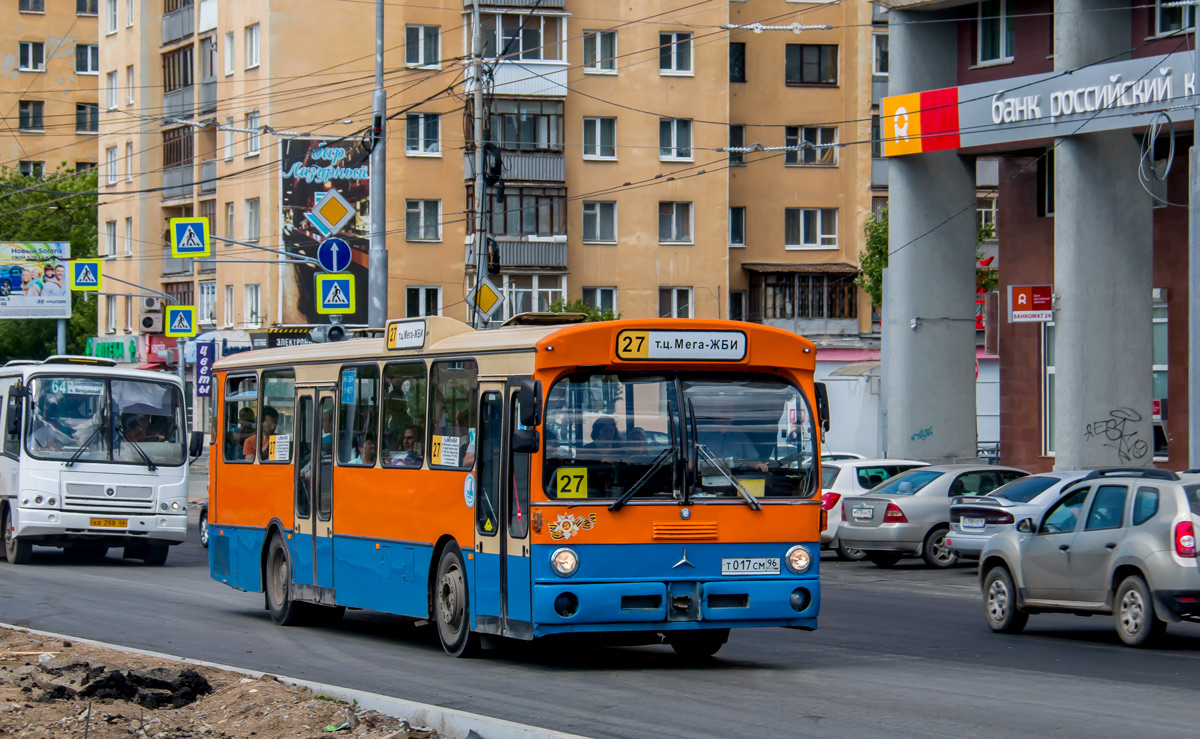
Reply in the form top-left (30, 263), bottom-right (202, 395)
top-left (309, 324), bottom-right (346, 343)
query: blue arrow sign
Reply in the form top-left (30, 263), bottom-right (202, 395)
top-left (317, 238), bottom-right (351, 273)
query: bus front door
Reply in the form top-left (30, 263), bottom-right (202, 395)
top-left (503, 381), bottom-right (533, 634)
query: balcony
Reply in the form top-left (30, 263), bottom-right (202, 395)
top-left (162, 246), bottom-right (193, 276)
top-left (976, 157), bottom-right (999, 188)
top-left (200, 79), bottom-right (216, 114)
top-left (162, 4), bottom-right (194, 44)
top-left (490, 61), bottom-right (568, 97)
top-left (464, 151), bottom-right (564, 182)
top-left (466, 238), bottom-right (567, 270)
top-left (197, 256), bottom-right (216, 273)
top-left (162, 163), bottom-right (194, 200)
top-left (163, 86), bottom-right (194, 120)
top-left (871, 158), bottom-right (888, 188)
top-left (198, 159), bottom-right (216, 195)
top-left (464, 0), bottom-right (565, 7)
top-left (872, 77), bottom-right (888, 105)
top-left (872, 2), bottom-right (890, 22)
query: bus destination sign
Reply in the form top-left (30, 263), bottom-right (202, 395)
top-left (616, 330), bottom-right (747, 362)
top-left (386, 319), bottom-right (426, 351)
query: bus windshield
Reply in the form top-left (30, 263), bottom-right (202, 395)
top-left (543, 372), bottom-right (817, 502)
top-left (26, 375), bottom-right (186, 467)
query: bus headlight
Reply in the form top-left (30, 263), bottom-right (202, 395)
top-left (550, 547), bottom-right (579, 577)
top-left (785, 545), bottom-right (812, 574)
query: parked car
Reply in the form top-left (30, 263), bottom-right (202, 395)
top-left (821, 459), bottom-right (929, 560)
top-left (822, 452), bottom-right (865, 462)
top-left (198, 502), bottom-right (209, 549)
top-left (838, 465), bottom-right (1028, 568)
top-left (979, 468), bottom-right (1200, 647)
top-left (947, 471), bottom-right (1088, 559)
top-left (0, 265), bottom-right (23, 296)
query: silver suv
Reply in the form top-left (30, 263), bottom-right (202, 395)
top-left (979, 469), bottom-right (1200, 647)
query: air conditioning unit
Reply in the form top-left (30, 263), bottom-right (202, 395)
top-left (141, 313), bottom-right (163, 333)
top-left (142, 297), bottom-right (164, 312)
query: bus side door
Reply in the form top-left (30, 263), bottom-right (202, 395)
top-left (0, 380), bottom-right (20, 500)
top-left (504, 381), bottom-right (533, 633)
top-left (473, 388), bottom-right (504, 630)
top-left (292, 391), bottom-right (315, 587)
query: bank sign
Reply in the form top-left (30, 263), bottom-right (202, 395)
top-left (883, 51), bottom-right (1194, 156)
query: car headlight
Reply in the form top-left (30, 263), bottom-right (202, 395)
top-left (550, 547), bottom-right (578, 577)
top-left (785, 545), bottom-right (812, 574)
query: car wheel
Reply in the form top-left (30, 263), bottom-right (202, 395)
top-left (669, 629), bottom-right (730, 660)
top-left (835, 543), bottom-right (867, 561)
top-left (266, 534), bottom-right (306, 626)
top-left (1115, 575), bottom-right (1166, 647)
top-left (866, 552), bottom-right (902, 568)
top-left (983, 567), bottom-right (1028, 634)
top-left (0, 282), bottom-right (10, 297)
top-left (199, 509), bottom-right (209, 549)
top-left (922, 527), bottom-right (958, 569)
top-left (433, 545), bottom-right (479, 657)
top-left (3, 507), bottom-right (32, 565)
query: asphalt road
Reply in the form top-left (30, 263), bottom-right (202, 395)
top-left (3, 511), bottom-right (1200, 738)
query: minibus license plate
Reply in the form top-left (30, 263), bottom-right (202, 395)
top-left (90, 518), bottom-right (127, 528)
top-left (962, 517), bottom-right (986, 529)
top-left (721, 557), bottom-right (779, 576)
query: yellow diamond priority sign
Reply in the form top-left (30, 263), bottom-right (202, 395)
top-left (468, 278), bottom-right (502, 320)
top-left (312, 190), bottom-right (354, 234)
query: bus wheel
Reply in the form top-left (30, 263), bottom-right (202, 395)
top-left (266, 535), bottom-right (304, 626)
top-left (143, 544), bottom-right (169, 566)
top-left (3, 508), bottom-right (32, 565)
top-left (669, 629), bottom-right (730, 660)
top-left (434, 546), bottom-right (479, 657)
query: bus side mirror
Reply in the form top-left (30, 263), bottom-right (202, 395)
top-left (189, 431), bottom-right (205, 459)
top-left (814, 382), bottom-right (830, 433)
top-left (513, 428), bottom-right (540, 454)
top-left (6, 393), bottom-right (22, 437)
top-left (519, 378), bottom-right (542, 428)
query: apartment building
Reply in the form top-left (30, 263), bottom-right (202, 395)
top-left (3, 0), bottom-right (100, 176)
top-left (95, 0), bottom-right (881, 369)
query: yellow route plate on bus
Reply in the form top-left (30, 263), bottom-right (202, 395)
top-left (555, 468), bottom-right (589, 498)
top-left (90, 518), bottom-right (127, 528)
top-left (616, 329), bottom-right (747, 362)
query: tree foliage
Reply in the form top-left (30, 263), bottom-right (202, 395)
top-left (0, 166), bottom-right (99, 362)
top-left (856, 205), bottom-right (999, 309)
top-left (547, 298), bottom-right (620, 322)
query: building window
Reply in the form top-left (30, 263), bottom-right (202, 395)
top-left (479, 13), bottom-right (565, 62)
top-left (224, 31), bottom-right (234, 75)
top-left (405, 113), bottom-right (440, 155)
top-left (223, 284), bottom-right (234, 326)
top-left (405, 25), bottom-right (440, 67)
top-left (104, 220), bottom-right (116, 257)
top-left (75, 44), bottom-right (99, 73)
top-left (125, 141), bottom-right (133, 181)
top-left (245, 23), bottom-right (260, 69)
top-left (659, 32), bottom-right (692, 74)
top-left (21, 0), bottom-right (45, 11)
top-left (760, 273), bottom-right (858, 320)
top-left (76, 0), bottom-right (98, 14)
top-left (582, 287), bottom-right (617, 314)
top-left (582, 201), bottom-right (617, 243)
top-left (978, 0), bottom-right (1015, 64)
top-left (583, 30), bottom-right (617, 73)
top-left (1038, 150), bottom-right (1055, 217)
top-left (406, 200), bottom-right (441, 241)
top-left (785, 44), bottom-right (838, 85)
top-left (978, 196), bottom-right (998, 233)
top-left (582, 117), bottom-right (616, 159)
top-left (729, 291), bottom-right (746, 321)
top-left (124, 296), bottom-right (133, 332)
top-left (162, 46), bottom-right (193, 93)
top-left (729, 124), bottom-right (745, 165)
top-left (18, 101), bottom-right (44, 131)
top-left (106, 296), bottom-right (117, 333)
top-left (659, 118), bottom-right (692, 161)
top-left (658, 202), bottom-right (693, 244)
top-left (75, 104), bottom-right (99, 133)
top-left (105, 146), bottom-right (118, 184)
top-left (124, 217), bottom-right (133, 256)
top-left (730, 41), bottom-right (746, 82)
top-left (126, 65), bottom-right (134, 105)
top-left (730, 206), bottom-right (746, 246)
top-left (488, 99), bottom-right (563, 152)
top-left (406, 286), bottom-right (441, 317)
top-left (199, 281), bottom-right (216, 325)
top-left (785, 208), bottom-right (838, 249)
top-left (75, 162), bottom-right (96, 173)
top-left (222, 117), bottom-right (234, 159)
top-left (245, 112), bottom-right (261, 155)
top-left (470, 186), bottom-right (565, 237)
top-left (503, 274), bottom-right (565, 319)
top-left (18, 161), bottom-right (44, 178)
top-left (1157, 0), bottom-right (1196, 33)
top-left (105, 70), bottom-right (118, 108)
top-left (125, 0), bottom-right (132, 25)
top-left (224, 202), bottom-right (234, 239)
top-left (871, 115), bottom-right (882, 158)
top-left (244, 197), bottom-right (260, 241)
top-left (19, 42), bottom-right (45, 72)
top-left (873, 34), bottom-right (889, 75)
top-left (244, 284), bottom-right (261, 326)
top-left (659, 287), bottom-right (692, 318)
top-left (785, 126), bottom-right (838, 165)
top-left (1153, 303), bottom-right (1168, 459)
top-left (162, 127), bottom-right (193, 168)
top-left (105, 0), bottom-right (116, 32)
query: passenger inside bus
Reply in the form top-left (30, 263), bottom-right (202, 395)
top-left (386, 426), bottom-right (422, 468)
top-left (350, 433), bottom-right (377, 465)
top-left (244, 406), bottom-right (277, 461)
top-left (228, 407), bottom-right (256, 460)
top-left (696, 410), bottom-right (768, 472)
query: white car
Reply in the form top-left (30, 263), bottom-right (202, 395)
top-left (821, 458), bottom-right (929, 560)
top-left (822, 452), bottom-right (866, 462)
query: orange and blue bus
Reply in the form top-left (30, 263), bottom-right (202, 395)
top-left (208, 314), bottom-right (827, 657)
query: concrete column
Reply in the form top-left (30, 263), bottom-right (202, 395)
top-left (1052, 0), bottom-right (1154, 469)
top-left (885, 10), bottom-right (978, 462)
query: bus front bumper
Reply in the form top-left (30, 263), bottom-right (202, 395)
top-left (13, 508), bottom-right (187, 545)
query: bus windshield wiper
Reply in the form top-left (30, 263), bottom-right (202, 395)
top-left (124, 438), bottom-right (158, 472)
top-left (64, 423), bottom-right (104, 468)
top-left (695, 444), bottom-right (762, 511)
top-left (609, 448), bottom-right (674, 512)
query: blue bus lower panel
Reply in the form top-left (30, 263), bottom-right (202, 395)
top-left (332, 536), bottom-right (435, 618)
top-left (208, 525), bottom-right (267, 593)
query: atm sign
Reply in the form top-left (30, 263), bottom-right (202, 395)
top-left (1009, 285), bottom-right (1053, 323)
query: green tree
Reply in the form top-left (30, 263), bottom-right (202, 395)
top-left (0, 166), bottom-right (98, 362)
top-left (856, 205), bottom-right (998, 309)
top-left (547, 297), bottom-right (620, 322)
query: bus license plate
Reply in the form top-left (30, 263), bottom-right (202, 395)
top-left (90, 518), bottom-right (127, 528)
top-left (721, 557), bottom-right (779, 576)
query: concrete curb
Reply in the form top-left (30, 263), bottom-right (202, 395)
top-left (0, 622), bottom-right (591, 739)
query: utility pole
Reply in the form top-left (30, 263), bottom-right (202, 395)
top-left (56, 319), bottom-right (65, 355)
top-left (470, 0), bottom-right (488, 330)
top-left (367, 0), bottom-right (388, 329)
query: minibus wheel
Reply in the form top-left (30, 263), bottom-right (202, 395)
top-left (143, 544), bottom-right (169, 566)
top-left (266, 534), bottom-right (304, 626)
top-left (3, 507), bottom-right (31, 565)
top-left (434, 545), bottom-right (479, 657)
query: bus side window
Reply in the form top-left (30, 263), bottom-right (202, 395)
top-left (259, 370), bottom-right (295, 463)
top-left (429, 359), bottom-right (478, 470)
top-left (510, 394), bottom-right (530, 538)
top-left (381, 362), bottom-right (426, 469)
top-left (476, 392), bottom-right (502, 536)
top-left (338, 365), bottom-right (380, 466)
top-left (3, 386), bottom-right (21, 458)
top-left (223, 375), bottom-right (258, 463)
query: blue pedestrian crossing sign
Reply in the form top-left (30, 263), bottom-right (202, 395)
top-left (165, 305), bottom-right (198, 337)
top-left (317, 238), bottom-right (352, 273)
top-left (169, 217), bottom-right (210, 257)
top-left (70, 259), bottom-right (102, 291)
top-left (316, 273), bottom-right (355, 315)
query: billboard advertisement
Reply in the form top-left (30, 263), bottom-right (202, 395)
top-left (0, 242), bottom-right (71, 319)
top-left (279, 138), bottom-right (370, 325)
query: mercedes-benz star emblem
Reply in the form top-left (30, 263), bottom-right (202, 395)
top-left (673, 547), bottom-right (695, 569)
top-left (680, 507), bottom-right (691, 520)
top-left (105, 488), bottom-right (116, 497)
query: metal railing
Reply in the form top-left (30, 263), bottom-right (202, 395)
top-left (871, 158), bottom-right (888, 188)
top-left (872, 77), bottom-right (888, 105)
top-left (162, 246), bottom-right (193, 275)
top-left (198, 159), bottom-right (216, 194)
top-left (162, 163), bottom-right (194, 200)
top-left (200, 79), bottom-right (216, 114)
top-left (162, 4), bottom-right (194, 44)
top-left (163, 86), bottom-right (194, 119)
top-left (464, 150), bottom-right (564, 182)
top-left (466, 239), bottom-right (567, 269)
